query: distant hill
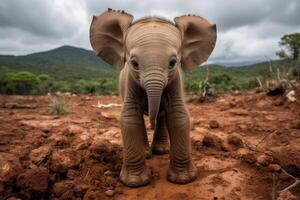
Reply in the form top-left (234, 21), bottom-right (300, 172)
top-left (213, 60), bottom-right (263, 67)
top-left (0, 45), bottom-right (117, 81)
top-left (187, 59), bottom-right (293, 81)
top-left (0, 45), bottom-right (293, 82)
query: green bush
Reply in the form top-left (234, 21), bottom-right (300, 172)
top-left (38, 74), bottom-right (54, 94)
top-left (4, 72), bottom-right (40, 94)
top-left (210, 74), bottom-right (232, 85)
top-left (184, 79), bottom-right (199, 92)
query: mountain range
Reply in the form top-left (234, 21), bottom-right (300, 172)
top-left (0, 45), bottom-right (291, 81)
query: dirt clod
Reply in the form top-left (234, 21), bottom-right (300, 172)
top-left (202, 134), bottom-right (224, 151)
top-left (64, 125), bottom-right (83, 136)
top-left (241, 153), bottom-right (256, 164)
top-left (273, 146), bottom-right (300, 176)
top-left (227, 134), bottom-right (243, 148)
top-left (202, 135), bottom-right (216, 147)
top-left (29, 145), bottom-right (51, 164)
top-left (89, 139), bottom-right (119, 163)
top-left (267, 164), bottom-right (281, 172)
top-left (48, 134), bottom-right (69, 147)
top-left (52, 180), bottom-right (74, 197)
top-left (16, 167), bottom-right (49, 197)
top-left (256, 154), bottom-right (273, 167)
top-left (209, 120), bottom-right (220, 129)
top-left (0, 153), bottom-right (23, 185)
top-left (50, 149), bottom-right (81, 173)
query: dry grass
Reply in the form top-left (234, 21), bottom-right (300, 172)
top-left (48, 98), bottom-right (70, 115)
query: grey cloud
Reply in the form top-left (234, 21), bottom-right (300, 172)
top-left (0, 0), bottom-right (86, 38)
top-left (0, 0), bottom-right (299, 63)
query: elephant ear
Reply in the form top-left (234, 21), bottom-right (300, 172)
top-left (90, 9), bottom-right (133, 70)
top-left (174, 15), bottom-right (217, 71)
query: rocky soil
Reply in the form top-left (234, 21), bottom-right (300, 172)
top-left (0, 89), bottom-right (300, 200)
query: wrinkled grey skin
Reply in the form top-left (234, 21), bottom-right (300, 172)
top-left (90, 9), bottom-right (217, 187)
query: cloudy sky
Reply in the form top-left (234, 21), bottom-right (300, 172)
top-left (0, 0), bottom-right (299, 63)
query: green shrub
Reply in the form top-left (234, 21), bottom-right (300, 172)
top-left (5, 71), bottom-right (40, 94)
top-left (211, 74), bottom-right (232, 85)
top-left (37, 74), bottom-right (54, 94)
top-left (48, 98), bottom-right (70, 115)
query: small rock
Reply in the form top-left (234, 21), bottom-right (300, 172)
top-left (29, 145), bottom-right (51, 164)
top-left (256, 154), bottom-right (272, 167)
top-left (0, 153), bottom-right (23, 185)
top-left (50, 149), bottom-right (81, 173)
top-left (209, 120), bottom-right (220, 129)
top-left (64, 125), bottom-right (83, 136)
top-left (286, 90), bottom-right (296, 102)
top-left (16, 167), bottom-right (49, 194)
top-left (104, 170), bottom-right (113, 176)
top-left (105, 189), bottom-right (115, 197)
top-left (227, 134), bottom-right (243, 148)
top-left (238, 124), bottom-right (247, 130)
top-left (268, 164), bottom-right (281, 172)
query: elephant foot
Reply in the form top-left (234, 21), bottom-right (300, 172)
top-left (120, 165), bottom-right (152, 187)
top-left (151, 143), bottom-right (169, 155)
top-left (167, 161), bottom-right (198, 184)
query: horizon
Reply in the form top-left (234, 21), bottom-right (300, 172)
top-left (0, 44), bottom-right (283, 66)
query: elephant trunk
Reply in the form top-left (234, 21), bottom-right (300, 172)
top-left (144, 78), bottom-right (164, 129)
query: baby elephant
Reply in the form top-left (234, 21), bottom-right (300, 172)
top-left (90, 9), bottom-right (217, 187)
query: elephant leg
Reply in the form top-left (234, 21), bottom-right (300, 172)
top-left (151, 111), bottom-right (169, 155)
top-left (119, 102), bottom-right (152, 187)
top-left (165, 101), bottom-right (197, 184)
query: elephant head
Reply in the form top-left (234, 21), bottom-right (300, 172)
top-left (90, 9), bottom-right (217, 128)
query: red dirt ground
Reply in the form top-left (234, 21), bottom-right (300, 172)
top-left (0, 90), bottom-right (300, 200)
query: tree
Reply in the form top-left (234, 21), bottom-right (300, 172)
top-left (6, 71), bottom-right (40, 94)
top-left (276, 33), bottom-right (300, 60)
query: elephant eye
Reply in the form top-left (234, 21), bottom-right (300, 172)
top-left (169, 56), bottom-right (177, 69)
top-left (130, 57), bottom-right (139, 70)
